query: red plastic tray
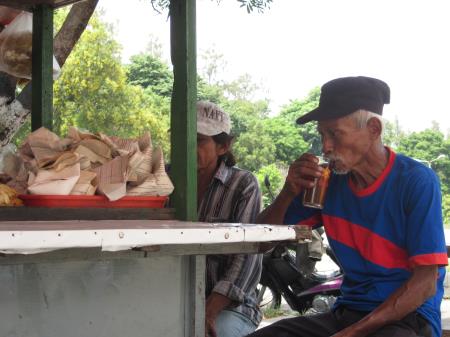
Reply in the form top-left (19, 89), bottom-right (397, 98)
top-left (19, 194), bottom-right (168, 208)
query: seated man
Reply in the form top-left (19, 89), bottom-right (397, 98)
top-left (196, 101), bottom-right (263, 337)
top-left (248, 76), bottom-right (447, 337)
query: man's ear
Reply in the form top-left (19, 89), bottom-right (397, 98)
top-left (216, 142), bottom-right (230, 156)
top-left (367, 117), bottom-right (383, 139)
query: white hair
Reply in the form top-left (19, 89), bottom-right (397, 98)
top-left (347, 109), bottom-right (384, 130)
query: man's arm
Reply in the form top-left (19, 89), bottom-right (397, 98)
top-left (257, 153), bottom-right (323, 225)
top-left (205, 292), bottom-right (232, 337)
top-left (205, 172), bottom-right (262, 337)
top-left (257, 186), bottom-right (297, 224)
top-left (332, 265), bottom-right (438, 337)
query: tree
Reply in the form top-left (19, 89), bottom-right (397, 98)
top-left (443, 195), bottom-right (450, 226)
top-left (222, 99), bottom-right (269, 137)
top-left (261, 117), bottom-right (309, 165)
top-left (383, 118), bottom-right (405, 149)
top-left (200, 48), bottom-right (226, 85)
top-left (278, 88), bottom-right (322, 154)
top-left (396, 128), bottom-right (450, 221)
top-left (222, 73), bottom-right (259, 101)
top-left (126, 53), bottom-right (173, 98)
top-left (255, 163), bottom-right (285, 207)
top-left (197, 76), bottom-right (226, 103)
top-left (233, 121), bottom-right (276, 172)
top-left (279, 87), bottom-right (320, 123)
top-left (52, 13), bottom-right (169, 153)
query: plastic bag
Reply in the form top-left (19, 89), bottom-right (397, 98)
top-left (0, 12), bottom-right (60, 79)
top-left (0, 6), bottom-right (21, 26)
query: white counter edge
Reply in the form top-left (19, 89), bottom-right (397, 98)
top-left (0, 224), bottom-right (297, 254)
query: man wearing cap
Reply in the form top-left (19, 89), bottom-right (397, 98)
top-left (196, 101), bottom-right (263, 337)
top-left (247, 76), bottom-right (447, 337)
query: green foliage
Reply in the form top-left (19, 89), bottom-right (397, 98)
top-left (52, 14), bottom-right (169, 153)
top-left (383, 118), bottom-right (405, 148)
top-left (237, 0), bottom-right (273, 13)
top-left (262, 307), bottom-right (290, 319)
top-left (222, 99), bottom-right (269, 137)
top-left (233, 121), bottom-right (276, 172)
top-left (278, 88), bottom-right (322, 154)
top-left (443, 195), bottom-right (450, 227)
top-left (262, 117), bottom-right (309, 165)
top-left (11, 119), bottom-right (31, 147)
top-left (396, 129), bottom-right (445, 160)
top-left (149, 0), bottom-right (272, 14)
top-left (256, 164), bottom-right (285, 207)
top-left (222, 73), bottom-right (259, 101)
top-left (197, 76), bottom-right (226, 103)
top-left (126, 53), bottom-right (173, 98)
top-left (279, 87), bottom-right (321, 124)
top-left (396, 128), bottom-right (449, 193)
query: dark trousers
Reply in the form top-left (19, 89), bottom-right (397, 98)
top-left (248, 307), bottom-right (432, 337)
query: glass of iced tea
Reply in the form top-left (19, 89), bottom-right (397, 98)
top-left (302, 157), bottom-right (331, 209)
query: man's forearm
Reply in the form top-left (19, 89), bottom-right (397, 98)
top-left (257, 187), bottom-right (297, 225)
top-left (206, 292), bottom-right (233, 319)
top-left (334, 265), bottom-right (438, 337)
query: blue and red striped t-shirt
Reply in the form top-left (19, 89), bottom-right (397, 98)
top-left (284, 148), bottom-right (448, 337)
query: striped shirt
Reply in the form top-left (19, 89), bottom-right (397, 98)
top-left (199, 161), bottom-right (263, 326)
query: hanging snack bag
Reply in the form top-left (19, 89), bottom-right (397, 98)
top-left (0, 12), bottom-right (60, 79)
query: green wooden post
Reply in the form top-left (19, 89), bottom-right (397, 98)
top-left (170, 0), bottom-right (197, 221)
top-left (31, 4), bottom-right (54, 131)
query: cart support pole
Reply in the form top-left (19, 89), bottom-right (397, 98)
top-left (32, 4), bottom-right (54, 131)
top-left (170, 0), bottom-right (197, 222)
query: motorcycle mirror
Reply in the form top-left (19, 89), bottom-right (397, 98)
top-left (264, 175), bottom-right (271, 188)
top-left (264, 175), bottom-right (276, 202)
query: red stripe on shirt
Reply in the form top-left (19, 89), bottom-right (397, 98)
top-left (349, 147), bottom-right (396, 197)
top-left (409, 253), bottom-right (448, 267)
top-left (297, 214), bottom-right (322, 227)
top-left (323, 215), bottom-right (410, 270)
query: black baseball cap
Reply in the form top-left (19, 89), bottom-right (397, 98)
top-left (296, 76), bottom-right (390, 125)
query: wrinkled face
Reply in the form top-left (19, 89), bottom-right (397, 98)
top-left (317, 116), bottom-right (372, 174)
top-left (197, 133), bottom-right (227, 171)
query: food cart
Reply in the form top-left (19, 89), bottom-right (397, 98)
top-left (0, 1), bottom-right (301, 336)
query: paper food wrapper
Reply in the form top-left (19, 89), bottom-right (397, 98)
top-left (71, 170), bottom-right (97, 195)
top-left (66, 126), bottom-right (100, 145)
top-left (127, 147), bottom-right (173, 197)
top-left (93, 155), bottom-right (129, 201)
top-left (128, 146), bottom-right (152, 186)
top-left (28, 163), bottom-right (80, 195)
top-left (21, 127), bottom-right (66, 168)
top-left (47, 152), bottom-right (81, 172)
top-left (12, 127), bottom-right (174, 201)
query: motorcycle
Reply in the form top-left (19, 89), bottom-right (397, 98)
top-left (256, 176), bottom-right (343, 314)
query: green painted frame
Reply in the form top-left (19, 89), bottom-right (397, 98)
top-left (31, 4), bottom-right (54, 131)
top-left (169, 0), bottom-right (197, 221)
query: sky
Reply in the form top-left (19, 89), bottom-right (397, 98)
top-left (100, 0), bottom-right (450, 134)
